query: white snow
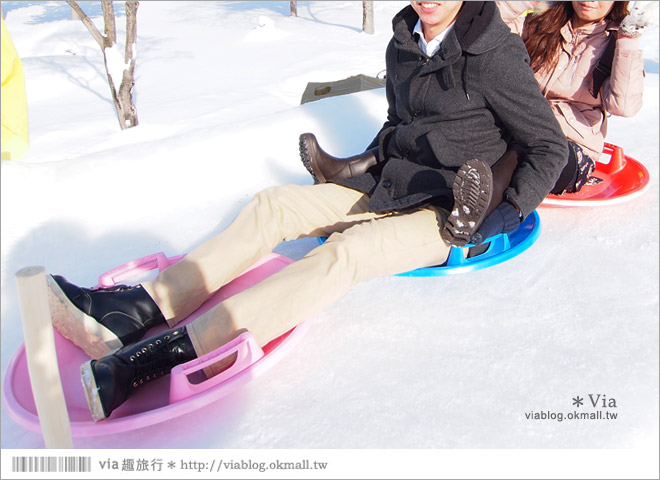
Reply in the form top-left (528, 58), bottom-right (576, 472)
top-left (1, 1), bottom-right (658, 477)
top-left (104, 43), bottom-right (129, 89)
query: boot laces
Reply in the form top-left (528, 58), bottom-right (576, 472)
top-left (91, 283), bottom-right (133, 293)
top-left (128, 336), bottom-right (178, 388)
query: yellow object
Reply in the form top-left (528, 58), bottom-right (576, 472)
top-left (1, 16), bottom-right (30, 161)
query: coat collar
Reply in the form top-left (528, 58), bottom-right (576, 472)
top-left (560, 18), bottom-right (618, 43)
top-left (392, 2), bottom-right (510, 58)
top-left (390, 3), bottom-right (512, 99)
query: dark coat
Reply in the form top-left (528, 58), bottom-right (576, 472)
top-left (338, 2), bottom-right (568, 218)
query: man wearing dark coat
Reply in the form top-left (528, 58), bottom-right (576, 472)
top-left (301, 1), bottom-right (567, 244)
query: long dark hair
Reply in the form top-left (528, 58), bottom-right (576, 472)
top-left (524, 1), bottom-right (630, 73)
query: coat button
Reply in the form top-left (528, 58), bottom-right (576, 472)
top-left (383, 179), bottom-right (392, 188)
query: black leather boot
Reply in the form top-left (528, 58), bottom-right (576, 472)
top-left (299, 133), bottom-right (378, 184)
top-left (81, 326), bottom-right (197, 421)
top-left (48, 275), bottom-right (167, 359)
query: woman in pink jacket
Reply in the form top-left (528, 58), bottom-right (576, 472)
top-left (520, 1), bottom-right (646, 194)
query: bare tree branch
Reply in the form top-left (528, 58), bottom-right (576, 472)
top-left (101, 1), bottom-right (116, 47)
top-left (66, 0), bottom-right (105, 48)
top-left (124, 2), bottom-right (138, 63)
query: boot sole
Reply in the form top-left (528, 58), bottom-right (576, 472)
top-left (299, 134), bottom-right (322, 184)
top-left (47, 275), bottom-right (123, 359)
top-left (80, 361), bottom-right (107, 422)
top-left (442, 159), bottom-right (493, 247)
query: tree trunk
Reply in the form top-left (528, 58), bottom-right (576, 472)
top-left (117, 1), bottom-right (138, 129)
top-left (290, 1), bottom-right (297, 17)
top-left (66, 0), bottom-right (139, 130)
top-left (362, 1), bottom-right (374, 35)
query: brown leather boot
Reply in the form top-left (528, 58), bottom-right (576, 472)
top-left (441, 159), bottom-right (494, 247)
top-left (465, 147), bottom-right (521, 256)
top-left (441, 147), bottom-right (522, 248)
top-left (299, 133), bottom-right (378, 184)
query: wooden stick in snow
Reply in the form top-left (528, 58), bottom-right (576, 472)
top-left (15, 266), bottom-right (73, 449)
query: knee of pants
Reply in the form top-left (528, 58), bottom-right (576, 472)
top-left (251, 185), bottom-right (284, 209)
top-left (249, 185), bottom-right (321, 241)
top-left (249, 186), bottom-right (292, 223)
top-left (251, 185), bottom-right (310, 213)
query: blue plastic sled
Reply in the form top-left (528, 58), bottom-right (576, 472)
top-left (398, 210), bottom-right (541, 276)
top-left (317, 210), bottom-right (541, 277)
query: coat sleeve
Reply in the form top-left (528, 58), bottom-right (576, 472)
top-left (481, 35), bottom-right (569, 218)
top-left (601, 35), bottom-right (645, 117)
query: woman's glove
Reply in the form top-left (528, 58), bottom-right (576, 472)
top-left (469, 202), bottom-right (521, 246)
top-left (620, 1), bottom-right (658, 38)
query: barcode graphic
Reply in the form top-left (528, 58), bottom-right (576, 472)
top-left (11, 456), bottom-right (92, 473)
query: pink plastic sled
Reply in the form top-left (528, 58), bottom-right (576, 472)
top-left (542, 143), bottom-right (650, 207)
top-left (2, 252), bottom-right (309, 437)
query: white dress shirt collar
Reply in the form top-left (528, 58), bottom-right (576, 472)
top-left (414, 18), bottom-right (454, 57)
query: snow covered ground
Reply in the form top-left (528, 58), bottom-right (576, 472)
top-left (1, 1), bottom-right (658, 478)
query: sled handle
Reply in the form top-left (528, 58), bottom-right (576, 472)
top-left (96, 252), bottom-right (186, 288)
top-left (601, 143), bottom-right (626, 175)
top-left (445, 233), bottom-right (512, 266)
top-left (169, 331), bottom-right (265, 404)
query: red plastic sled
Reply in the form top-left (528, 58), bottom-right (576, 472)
top-left (2, 252), bottom-right (309, 437)
top-left (542, 143), bottom-right (650, 206)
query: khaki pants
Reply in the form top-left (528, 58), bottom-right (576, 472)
top-left (143, 183), bottom-right (451, 363)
